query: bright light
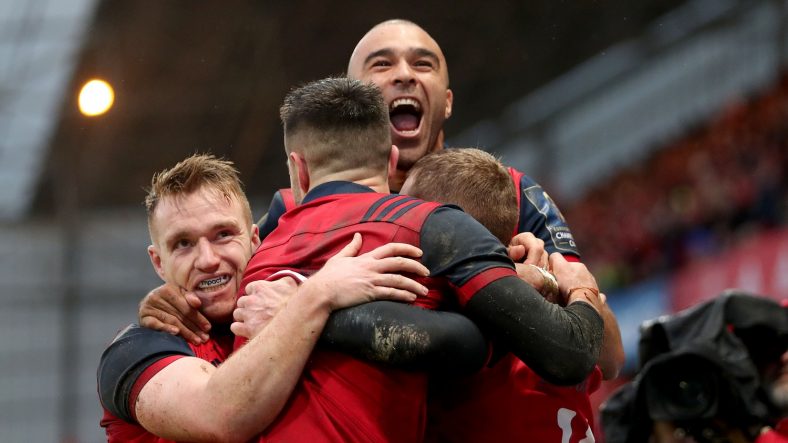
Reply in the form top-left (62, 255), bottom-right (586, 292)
top-left (78, 79), bottom-right (114, 116)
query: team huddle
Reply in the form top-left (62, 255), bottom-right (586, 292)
top-left (97, 19), bottom-right (623, 443)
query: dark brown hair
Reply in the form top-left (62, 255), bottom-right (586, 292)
top-left (280, 77), bottom-right (391, 174)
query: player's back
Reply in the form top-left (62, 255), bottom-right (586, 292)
top-left (244, 182), bottom-right (443, 443)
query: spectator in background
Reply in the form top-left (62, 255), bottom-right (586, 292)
top-left (565, 74), bottom-right (788, 291)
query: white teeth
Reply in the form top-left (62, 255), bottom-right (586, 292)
top-left (198, 275), bottom-right (229, 289)
top-left (390, 98), bottom-right (421, 111)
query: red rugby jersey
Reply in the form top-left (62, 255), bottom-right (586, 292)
top-left (242, 181), bottom-right (517, 443)
top-left (428, 354), bottom-right (603, 443)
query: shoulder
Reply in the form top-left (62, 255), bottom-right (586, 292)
top-left (421, 206), bottom-right (513, 279)
top-left (258, 189), bottom-right (296, 239)
top-left (508, 167), bottom-right (580, 256)
top-left (423, 204), bottom-right (490, 235)
top-left (508, 167), bottom-right (563, 217)
top-left (101, 324), bottom-right (193, 362)
top-left (98, 324), bottom-right (194, 423)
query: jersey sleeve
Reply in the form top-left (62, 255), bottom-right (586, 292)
top-left (516, 173), bottom-right (580, 258)
top-left (257, 189), bottom-right (294, 240)
top-left (421, 206), bottom-right (603, 385)
top-left (319, 301), bottom-right (489, 374)
top-left (419, 206), bottom-right (518, 306)
top-left (97, 324), bottom-right (194, 423)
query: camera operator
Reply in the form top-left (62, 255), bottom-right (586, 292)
top-left (601, 291), bottom-right (788, 443)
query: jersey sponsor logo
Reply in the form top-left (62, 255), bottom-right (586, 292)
top-left (522, 185), bottom-right (577, 253)
top-left (547, 226), bottom-right (577, 249)
top-left (549, 226), bottom-right (577, 251)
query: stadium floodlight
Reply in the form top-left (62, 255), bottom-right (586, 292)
top-left (78, 79), bottom-right (114, 117)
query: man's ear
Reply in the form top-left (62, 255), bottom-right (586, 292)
top-left (388, 145), bottom-right (400, 177)
top-left (147, 245), bottom-right (166, 282)
top-left (289, 151), bottom-right (310, 196)
top-left (250, 224), bottom-right (261, 251)
top-left (445, 88), bottom-right (453, 119)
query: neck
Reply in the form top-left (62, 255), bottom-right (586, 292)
top-left (309, 169), bottom-right (390, 194)
top-left (389, 168), bottom-right (407, 193)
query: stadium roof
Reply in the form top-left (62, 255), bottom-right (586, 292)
top-left (1, 0), bottom-right (687, 220)
top-left (0, 0), bottom-right (96, 219)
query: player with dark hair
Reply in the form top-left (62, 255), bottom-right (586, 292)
top-left (241, 76), bottom-right (605, 442)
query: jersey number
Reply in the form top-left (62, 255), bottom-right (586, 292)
top-left (557, 408), bottom-right (594, 443)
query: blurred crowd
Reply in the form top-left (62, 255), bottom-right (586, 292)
top-left (565, 73), bottom-right (788, 290)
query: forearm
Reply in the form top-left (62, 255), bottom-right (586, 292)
top-left (465, 276), bottom-right (604, 385)
top-left (597, 302), bottom-right (624, 379)
top-left (202, 287), bottom-right (331, 439)
top-left (137, 287), bottom-right (331, 442)
top-left (320, 301), bottom-right (488, 374)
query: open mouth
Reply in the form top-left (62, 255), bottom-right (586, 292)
top-left (389, 98), bottom-right (422, 136)
top-left (197, 275), bottom-right (230, 291)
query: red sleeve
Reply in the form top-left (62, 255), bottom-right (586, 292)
top-left (101, 407), bottom-right (177, 443)
top-left (451, 267), bottom-right (518, 307)
top-left (128, 355), bottom-right (185, 422)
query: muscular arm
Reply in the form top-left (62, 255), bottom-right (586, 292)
top-left (108, 236), bottom-right (427, 443)
top-left (98, 324), bottom-right (194, 423)
top-left (320, 301), bottom-right (488, 374)
top-left (509, 234), bottom-right (624, 380)
top-left (598, 300), bottom-right (625, 379)
top-left (106, 278), bottom-right (339, 443)
top-left (513, 172), bottom-right (625, 378)
top-left (465, 276), bottom-right (603, 385)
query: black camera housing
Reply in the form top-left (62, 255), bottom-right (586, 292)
top-left (601, 291), bottom-right (788, 443)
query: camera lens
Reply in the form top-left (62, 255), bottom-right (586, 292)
top-left (643, 353), bottom-right (721, 421)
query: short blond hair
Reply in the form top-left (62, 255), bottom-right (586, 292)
top-left (406, 148), bottom-right (517, 243)
top-left (145, 153), bottom-right (252, 226)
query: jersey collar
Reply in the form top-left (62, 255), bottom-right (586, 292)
top-left (301, 181), bottom-right (375, 204)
